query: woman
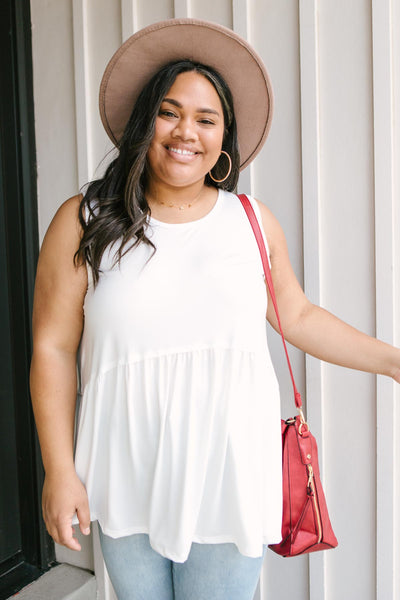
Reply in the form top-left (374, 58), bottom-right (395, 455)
top-left (30, 19), bottom-right (400, 600)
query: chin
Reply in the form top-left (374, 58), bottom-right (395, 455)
top-left (161, 171), bottom-right (208, 188)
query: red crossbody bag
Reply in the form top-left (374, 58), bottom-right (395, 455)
top-left (238, 194), bottom-right (338, 557)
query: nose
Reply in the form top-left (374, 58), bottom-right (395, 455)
top-left (171, 118), bottom-right (199, 142)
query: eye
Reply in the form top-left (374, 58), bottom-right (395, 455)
top-left (199, 118), bottom-right (215, 125)
top-left (159, 109), bottom-right (177, 118)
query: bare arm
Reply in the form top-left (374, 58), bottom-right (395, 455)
top-left (30, 194), bottom-right (90, 550)
top-left (256, 200), bottom-right (400, 383)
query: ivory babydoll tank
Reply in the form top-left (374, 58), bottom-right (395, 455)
top-left (74, 190), bottom-right (283, 562)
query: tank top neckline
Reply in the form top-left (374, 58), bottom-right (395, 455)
top-left (148, 188), bottom-right (223, 228)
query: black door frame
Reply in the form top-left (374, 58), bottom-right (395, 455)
top-left (0, 1), bottom-right (55, 597)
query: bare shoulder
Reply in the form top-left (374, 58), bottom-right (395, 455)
top-left (253, 198), bottom-right (287, 257)
top-left (252, 199), bottom-right (306, 320)
top-left (41, 194), bottom-right (83, 250)
top-left (35, 193), bottom-right (87, 301)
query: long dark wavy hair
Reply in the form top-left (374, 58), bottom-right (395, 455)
top-left (75, 59), bottom-right (240, 285)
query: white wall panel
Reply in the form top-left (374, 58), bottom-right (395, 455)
top-left (30, 1), bottom-right (400, 598)
top-left (298, 1), bottom-right (326, 597)
top-left (251, 1), bottom-right (306, 422)
top-left (190, 0), bottom-right (232, 26)
top-left (137, 0), bottom-right (173, 29)
top-left (247, 3), bottom-right (309, 600)
top-left (251, 0), bottom-right (303, 285)
top-left (86, 0), bottom-right (121, 180)
top-left (318, 2), bottom-right (376, 599)
top-left (31, 0), bottom-right (79, 241)
top-left (372, 0), bottom-right (396, 595)
top-left (394, 1), bottom-right (400, 593)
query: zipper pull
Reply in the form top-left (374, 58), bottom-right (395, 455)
top-left (307, 464), bottom-right (314, 495)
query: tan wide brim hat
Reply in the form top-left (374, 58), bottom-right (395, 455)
top-left (99, 18), bottom-right (273, 171)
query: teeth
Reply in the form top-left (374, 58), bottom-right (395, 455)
top-left (168, 147), bottom-right (196, 156)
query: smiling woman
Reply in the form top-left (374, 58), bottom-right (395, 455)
top-left (29, 17), bottom-right (400, 600)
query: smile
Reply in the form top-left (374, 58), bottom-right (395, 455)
top-left (167, 146), bottom-right (197, 156)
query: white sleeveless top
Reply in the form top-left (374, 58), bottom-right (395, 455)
top-left (74, 190), bottom-right (283, 562)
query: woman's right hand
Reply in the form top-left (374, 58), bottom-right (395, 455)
top-left (42, 469), bottom-right (91, 551)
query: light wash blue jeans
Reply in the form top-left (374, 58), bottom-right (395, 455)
top-left (99, 528), bottom-right (266, 600)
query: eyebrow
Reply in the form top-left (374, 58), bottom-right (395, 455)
top-left (162, 97), bottom-right (220, 116)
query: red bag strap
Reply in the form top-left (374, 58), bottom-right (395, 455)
top-left (238, 194), bottom-right (303, 411)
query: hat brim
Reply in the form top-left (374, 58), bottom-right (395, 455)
top-left (99, 18), bottom-right (273, 171)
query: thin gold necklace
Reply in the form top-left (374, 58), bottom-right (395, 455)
top-left (150, 188), bottom-right (204, 211)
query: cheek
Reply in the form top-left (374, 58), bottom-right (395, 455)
top-left (206, 129), bottom-right (225, 160)
top-left (153, 116), bottom-right (172, 141)
top-left (146, 143), bottom-right (158, 173)
top-left (212, 123), bottom-right (225, 147)
top-left (147, 121), bottom-right (167, 168)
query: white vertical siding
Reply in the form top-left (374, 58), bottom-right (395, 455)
top-left (394, 0), bottom-right (400, 596)
top-left (85, 0), bottom-right (122, 179)
top-left (298, 2), bottom-right (326, 598)
top-left (30, 1), bottom-right (400, 599)
top-left (372, 1), bottom-right (397, 597)
top-left (72, 0), bottom-right (92, 186)
top-left (251, 0), bottom-right (307, 424)
top-left (319, 2), bottom-right (376, 600)
top-left (31, 0), bottom-right (78, 240)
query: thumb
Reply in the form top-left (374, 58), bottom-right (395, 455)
top-left (76, 499), bottom-right (91, 536)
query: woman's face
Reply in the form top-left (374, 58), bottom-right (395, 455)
top-left (146, 71), bottom-right (225, 189)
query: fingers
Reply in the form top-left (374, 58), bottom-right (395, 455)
top-left (56, 522), bottom-right (83, 551)
top-left (77, 499), bottom-right (91, 536)
top-left (44, 514), bottom-right (83, 551)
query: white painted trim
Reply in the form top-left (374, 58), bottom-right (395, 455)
top-left (174, 0), bottom-right (191, 18)
top-left (72, 0), bottom-right (92, 187)
top-left (232, 0), bottom-right (254, 199)
top-left (121, 0), bottom-right (139, 40)
top-left (299, 1), bottom-right (321, 304)
top-left (232, 6), bottom-right (256, 596)
top-left (232, 0), bottom-right (249, 39)
top-left (298, 1), bottom-right (326, 598)
top-left (372, 1), bottom-right (396, 598)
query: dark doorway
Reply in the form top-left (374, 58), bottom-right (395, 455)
top-left (0, 1), bottom-right (55, 597)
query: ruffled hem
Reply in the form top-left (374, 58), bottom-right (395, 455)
top-left (74, 346), bottom-right (282, 562)
top-left (71, 517), bottom-right (283, 563)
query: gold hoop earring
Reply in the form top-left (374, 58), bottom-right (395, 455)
top-left (208, 151), bottom-right (232, 183)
